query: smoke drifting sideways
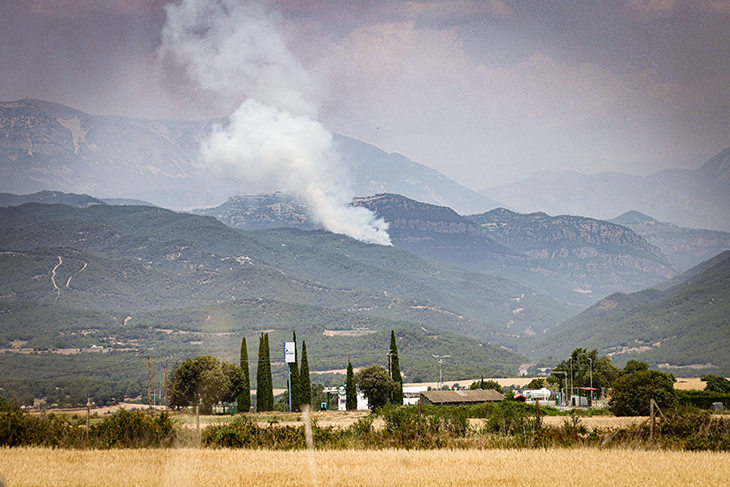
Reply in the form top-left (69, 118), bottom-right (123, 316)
top-left (159, 0), bottom-right (391, 246)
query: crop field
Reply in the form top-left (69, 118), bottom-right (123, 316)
top-left (1, 447), bottom-right (728, 487)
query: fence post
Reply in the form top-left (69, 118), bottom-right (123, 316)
top-left (649, 399), bottom-right (655, 442)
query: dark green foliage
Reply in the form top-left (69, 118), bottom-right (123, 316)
top-left (346, 360), bottom-right (357, 411)
top-left (290, 331), bottom-right (300, 410)
top-left (237, 337), bottom-right (251, 413)
top-left (469, 378), bottom-right (503, 392)
top-left (169, 355), bottom-right (244, 414)
top-left (356, 365), bottom-right (396, 410)
top-left (0, 404), bottom-right (175, 448)
top-left (525, 378), bottom-right (547, 389)
top-left (702, 375), bottom-right (730, 394)
top-left (91, 409), bottom-right (176, 448)
top-left (389, 330), bottom-right (403, 405)
top-left (298, 340), bottom-right (311, 408)
top-left (257, 333), bottom-right (274, 412)
top-left (483, 401), bottom-right (536, 436)
top-left (676, 390), bottom-right (730, 409)
top-left (549, 348), bottom-right (618, 392)
top-left (656, 409), bottom-right (730, 451)
top-left (609, 364), bottom-right (677, 416)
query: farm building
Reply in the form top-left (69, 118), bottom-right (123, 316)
top-left (420, 389), bottom-right (504, 406)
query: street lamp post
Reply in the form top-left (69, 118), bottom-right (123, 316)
top-left (588, 357), bottom-right (593, 406)
top-left (554, 371), bottom-right (567, 406)
top-left (432, 355), bottom-right (450, 390)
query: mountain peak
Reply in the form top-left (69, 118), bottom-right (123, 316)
top-left (610, 211), bottom-right (659, 225)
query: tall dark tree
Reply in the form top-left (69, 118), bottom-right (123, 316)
top-left (290, 331), bottom-right (300, 410)
top-left (237, 337), bottom-right (251, 413)
top-left (257, 332), bottom-right (274, 412)
top-left (298, 340), bottom-right (312, 408)
top-left (346, 359), bottom-right (357, 411)
top-left (389, 330), bottom-right (403, 405)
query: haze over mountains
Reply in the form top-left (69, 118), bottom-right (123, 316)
top-left (483, 148), bottom-right (730, 232)
top-left (0, 99), bottom-right (498, 215)
top-left (1, 98), bottom-right (729, 387)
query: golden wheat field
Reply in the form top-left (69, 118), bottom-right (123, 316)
top-left (1, 447), bottom-right (728, 487)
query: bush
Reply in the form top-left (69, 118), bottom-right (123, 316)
top-left (90, 409), bottom-right (176, 448)
top-left (609, 370), bottom-right (677, 416)
top-left (676, 390), bottom-right (730, 410)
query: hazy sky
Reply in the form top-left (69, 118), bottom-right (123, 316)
top-left (2, 0), bottom-right (729, 189)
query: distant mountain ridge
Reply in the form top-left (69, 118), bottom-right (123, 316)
top-left (201, 192), bottom-right (678, 307)
top-left (0, 98), bottom-right (501, 214)
top-left (0, 190), bottom-right (105, 208)
top-left (483, 147), bottom-right (730, 232)
top-left (610, 210), bottom-right (730, 272)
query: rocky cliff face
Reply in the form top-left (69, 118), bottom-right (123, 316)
top-left (468, 207), bottom-right (677, 288)
top-left (0, 99), bottom-right (232, 208)
top-left (193, 193), bottom-right (315, 230)
top-left (352, 194), bottom-right (487, 237)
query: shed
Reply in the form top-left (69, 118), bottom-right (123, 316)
top-left (420, 389), bottom-right (504, 406)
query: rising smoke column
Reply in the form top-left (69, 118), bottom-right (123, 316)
top-left (159, 0), bottom-right (391, 245)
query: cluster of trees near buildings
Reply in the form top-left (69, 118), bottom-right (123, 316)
top-left (168, 330), bottom-right (406, 413)
top-left (167, 334), bottom-right (727, 417)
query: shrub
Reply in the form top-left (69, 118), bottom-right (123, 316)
top-left (90, 409), bottom-right (176, 448)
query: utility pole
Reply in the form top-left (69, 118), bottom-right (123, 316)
top-left (432, 355), bottom-right (450, 390)
top-left (164, 359), bottom-right (168, 409)
top-left (554, 371), bottom-right (567, 406)
top-left (588, 357), bottom-right (593, 406)
top-left (148, 355), bottom-right (152, 410)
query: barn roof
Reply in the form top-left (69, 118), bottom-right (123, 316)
top-left (420, 389), bottom-right (504, 404)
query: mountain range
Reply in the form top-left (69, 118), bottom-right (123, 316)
top-left (0, 98), bottom-right (499, 214)
top-left (198, 192), bottom-right (679, 307)
top-left (1, 98), bottom-right (728, 397)
top-left (483, 148), bottom-right (730, 232)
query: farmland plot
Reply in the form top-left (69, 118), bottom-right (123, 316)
top-left (1, 447), bottom-right (728, 487)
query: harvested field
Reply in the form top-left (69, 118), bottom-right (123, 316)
top-left (1, 447), bottom-right (728, 486)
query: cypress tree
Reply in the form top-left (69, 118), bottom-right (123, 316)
top-left (237, 336), bottom-right (251, 413)
top-left (263, 333), bottom-right (274, 410)
top-left (346, 359), bottom-right (357, 411)
top-left (298, 340), bottom-right (312, 408)
top-left (257, 332), bottom-right (274, 412)
top-left (389, 330), bottom-right (403, 405)
top-left (290, 331), bottom-right (300, 410)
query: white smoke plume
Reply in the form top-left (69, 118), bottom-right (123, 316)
top-left (160, 0), bottom-right (391, 245)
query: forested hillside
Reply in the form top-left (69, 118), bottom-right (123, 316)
top-left (530, 252), bottom-right (730, 375)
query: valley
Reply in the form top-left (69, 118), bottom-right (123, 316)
top-left (1, 100), bottom-right (729, 408)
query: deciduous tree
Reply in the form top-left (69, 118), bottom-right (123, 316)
top-left (356, 365), bottom-right (396, 410)
top-left (609, 362), bottom-right (676, 416)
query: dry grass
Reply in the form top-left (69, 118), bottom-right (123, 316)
top-left (1, 447), bottom-right (728, 487)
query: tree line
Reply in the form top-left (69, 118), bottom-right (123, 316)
top-left (167, 329), bottom-right (406, 413)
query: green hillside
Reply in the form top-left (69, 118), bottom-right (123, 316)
top-left (530, 254), bottom-right (730, 374)
top-left (0, 203), bottom-right (575, 346)
top-left (0, 298), bottom-right (527, 404)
